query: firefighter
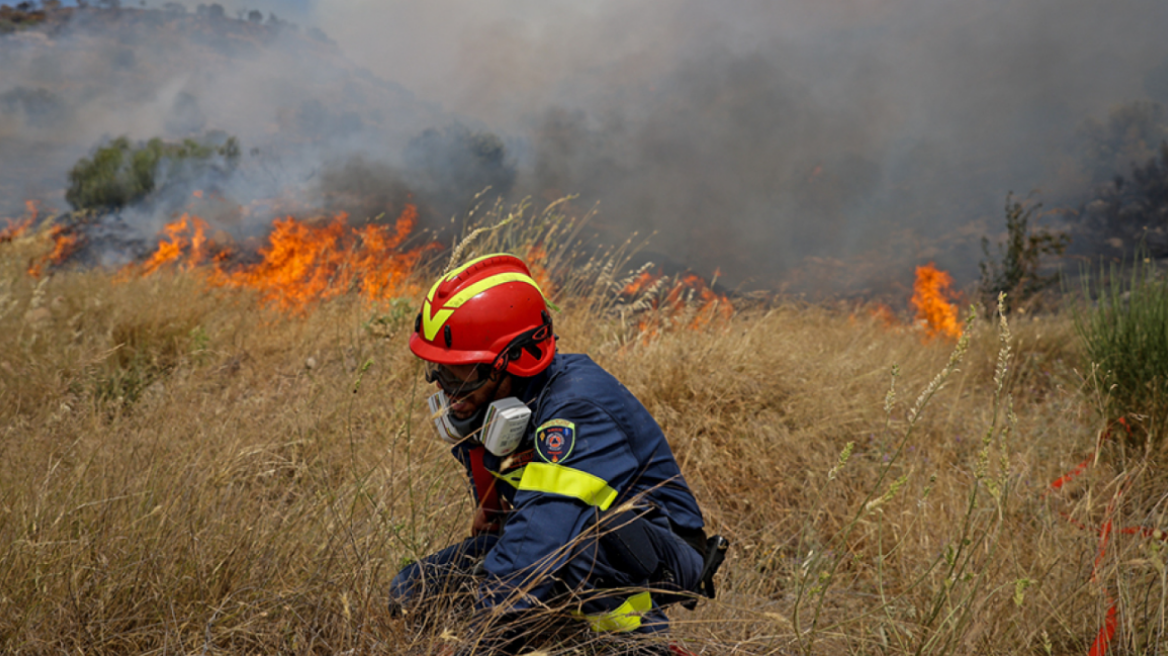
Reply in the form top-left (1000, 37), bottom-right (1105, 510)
top-left (390, 253), bottom-right (725, 653)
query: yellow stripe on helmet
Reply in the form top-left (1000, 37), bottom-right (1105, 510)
top-left (424, 253), bottom-right (503, 306)
top-left (421, 254), bottom-right (549, 343)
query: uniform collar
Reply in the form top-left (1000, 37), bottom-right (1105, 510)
top-left (514, 353), bottom-right (561, 406)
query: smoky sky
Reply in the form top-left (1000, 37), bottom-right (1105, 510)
top-left (0, 6), bottom-right (479, 258)
top-left (314, 0), bottom-right (1168, 292)
top-left (2, 1), bottom-right (1168, 292)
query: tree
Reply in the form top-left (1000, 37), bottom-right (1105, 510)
top-left (195, 3), bottom-right (224, 19)
top-left (979, 193), bottom-right (1070, 312)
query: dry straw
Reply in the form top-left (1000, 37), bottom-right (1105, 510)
top-left (0, 203), bottom-right (1163, 654)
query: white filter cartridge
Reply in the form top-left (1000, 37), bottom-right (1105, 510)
top-left (481, 397), bottom-right (532, 456)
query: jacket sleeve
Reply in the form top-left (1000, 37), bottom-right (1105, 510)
top-left (477, 399), bottom-right (639, 611)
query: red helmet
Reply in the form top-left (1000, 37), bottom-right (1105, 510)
top-left (409, 253), bottom-right (555, 377)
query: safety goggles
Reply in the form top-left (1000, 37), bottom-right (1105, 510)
top-left (424, 362), bottom-right (494, 397)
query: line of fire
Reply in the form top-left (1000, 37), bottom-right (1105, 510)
top-left (1, 195), bottom-right (966, 341)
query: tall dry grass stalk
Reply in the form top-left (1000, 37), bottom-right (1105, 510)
top-left (0, 205), bottom-right (1163, 654)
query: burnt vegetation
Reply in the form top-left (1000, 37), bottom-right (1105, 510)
top-left (1065, 100), bottom-right (1168, 260)
top-left (1077, 141), bottom-right (1168, 259)
top-left (405, 125), bottom-right (518, 219)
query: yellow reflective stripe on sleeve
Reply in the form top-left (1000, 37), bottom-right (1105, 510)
top-left (572, 591), bottom-right (653, 633)
top-left (490, 466), bottom-right (525, 489)
top-left (517, 462), bottom-right (618, 510)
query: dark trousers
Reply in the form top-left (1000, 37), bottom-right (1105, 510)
top-left (388, 515), bottom-right (703, 635)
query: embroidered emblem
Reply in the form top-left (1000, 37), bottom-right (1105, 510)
top-left (536, 419), bottom-right (576, 464)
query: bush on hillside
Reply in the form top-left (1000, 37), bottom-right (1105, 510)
top-left (65, 132), bottom-right (240, 212)
top-left (979, 193), bottom-right (1069, 313)
top-left (1076, 254), bottom-right (1168, 449)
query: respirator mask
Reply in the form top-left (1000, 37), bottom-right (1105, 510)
top-left (428, 390), bottom-right (531, 456)
top-left (422, 313), bottom-right (552, 457)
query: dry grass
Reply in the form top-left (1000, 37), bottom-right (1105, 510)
top-left (1, 212), bottom-right (1165, 655)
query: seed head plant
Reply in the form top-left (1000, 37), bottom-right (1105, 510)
top-left (0, 200), bottom-right (1159, 654)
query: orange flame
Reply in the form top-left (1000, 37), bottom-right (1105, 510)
top-left (127, 205), bottom-right (437, 312)
top-left (911, 263), bottom-right (962, 339)
top-left (524, 244), bottom-right (555, 297)
top-left (1, 201), bottom-right (39, 244)
top-left (27, 226), bottom-right (81, 278)
top-left (667, 273), bottom-right (734, 329)
top-left (622, 271), bottom-right (658, 297)
top-left (621, 269), bottom-right (733, 338)
top-left (0, 217), bottom-right (33, 244)
top-left (869, 303), bottom-right (898, 328)
top-left (141, 214), bottom-right (212, 275)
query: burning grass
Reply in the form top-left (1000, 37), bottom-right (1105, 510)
top-left (911, 262), bottom-right (963, 340)
top-left (618, 268), bottom-right (734, 339)
top-left (0, 203), bottom-right (1164, 655)
top-left (122, 205), bottom-right (438, 311)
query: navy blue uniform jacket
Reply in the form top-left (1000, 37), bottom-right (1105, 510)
top-left (452, 353), bottom-right (705, 611)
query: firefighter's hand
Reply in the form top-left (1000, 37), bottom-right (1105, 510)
top-left (472, 505), bottom-right (501, 536)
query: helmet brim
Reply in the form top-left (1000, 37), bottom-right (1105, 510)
top-left (408, 331), bottom-right (497, 366)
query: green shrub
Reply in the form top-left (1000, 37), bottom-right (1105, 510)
top-left (978, 193), bottom-right (1069, 313)
top-left (65, 132), bottom-right (240, 212)
top-left (1076, 254), bottom-right (1168, 448)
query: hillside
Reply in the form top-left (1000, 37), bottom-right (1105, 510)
top-left (0, 3), bottom-right (495, 245)
top-left (2, 203), bottom-right (1162, 655)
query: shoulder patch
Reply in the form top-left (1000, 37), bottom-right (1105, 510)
top-left (535, 419), bottom-right (576, 464)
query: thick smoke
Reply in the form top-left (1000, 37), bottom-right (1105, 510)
top-left (2, 1), bottom-right (1168, 293)
top-left (315, 0), bottom-right (1168, 292)
top-left (0, 6), bottom-right (491, 259)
